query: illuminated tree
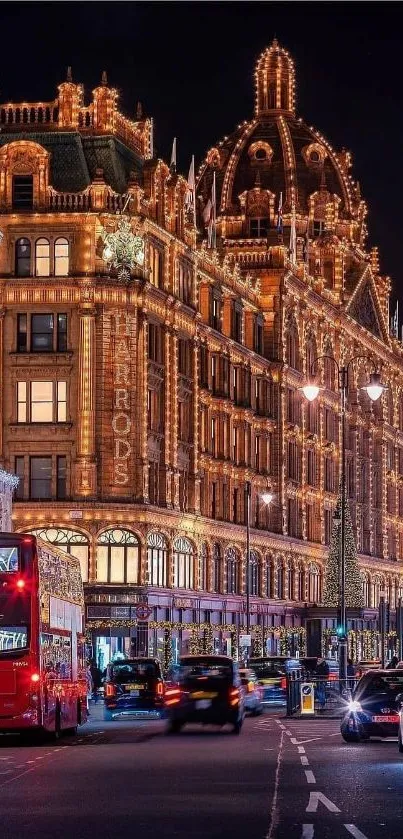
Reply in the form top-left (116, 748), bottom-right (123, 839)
top-left (323, 488), bottom-right (364, 608)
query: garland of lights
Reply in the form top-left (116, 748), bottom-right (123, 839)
top-left (321, 628), bottom-right (400, 661)
top-left (324, 489), bottom-right (364, 608)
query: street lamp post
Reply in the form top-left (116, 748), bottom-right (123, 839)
top-left (302, 356), bottom-right (387, 682)
top-left (245, 482), bottom-right (274, 640)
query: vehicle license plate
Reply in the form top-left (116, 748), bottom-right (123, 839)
top-left (372, 715), bottom-right (399, 723)
top-left (130, 690), bottom-right (140, 697)
top-left (195, 700), bottom-right (211, 710)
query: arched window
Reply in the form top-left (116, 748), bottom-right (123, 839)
top-left (265, 555), bottom-right (273, 597)
top-left (277, 562), bottom-right (284, 599)
top-left (199, 542), bottom-right (208, 590)
top-left (287, 563), bottom-right (294, 599)
top-left (296, 564), bottom-right (305, 601)
top-left (226, 547), bottom-right (240, 595)
top-left (361, 573), bottom-right (370, 607)
top-left (248, 550), bottom-right (260, 596)
top-left (323, 348), bottom-right (335, 390)
top-left (35, 238), bottom-right (50, 277)
top-left (173, 536), bottom-right (194, 589)
top-left (15, 238), bottom-right (31, 277)
top-left (54, 237), bottom-right (69, 277)
top-left (308, 563), bottom-right (320, 603)
top-left (147, 532), bottom-right (167, 587)
top-left (96, 529), bottom-right (139, 584)
top-left (212, 543), bottom-right (222, 593)
top-left (305, 334), bottom-right (317, 380)
top-left (323, 259), bottom-right (334, 288)
top-left (28, 526), bottom-right (90, 583)
top-left (286, 322), bottom-right (300, 371)
top-left (268, 81), bottom-right (276, 109)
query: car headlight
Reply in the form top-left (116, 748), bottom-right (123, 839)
top-left (348, 700), bottom-right (362, 713)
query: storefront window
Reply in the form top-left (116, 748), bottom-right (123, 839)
top-left (96, 529), bottom-right (139, 584)
top-left (173, 537), bottom-right (194, 589)
top-left (147, 532), bottom-right (167, 586)
top-left (226, 547), bottom-right (240, 594)
top-left (28, 527), bottom-right (90, 583)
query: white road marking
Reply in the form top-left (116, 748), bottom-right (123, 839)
top-left (291, 737), bottom-right (322, 745)
top-left (305, 770), bottom-right (316, 784)
top-left (302, 826), bottom-right (314, 838)
top-left (300, 756), bottom-right (309, 765)
top-left (285, 730), bottom-right (292, 735)
top-left (298, 746), bottom-right (306, 754)
top-left (266, 728), bottom-right (285, 839)
top-left (0, 770), bottom-right (13, 775)
top-left (344, 826), bottom-right (369, 839)
top-left (279, 724), bottom-right (286, 730)
top-left (306, 792), bottom-right (340, 813)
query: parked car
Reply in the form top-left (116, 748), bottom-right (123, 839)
top-left (103, 658), bottom-right (165, 720)
top-left (248, 656), bottom-right (302, 706)
top-left (341, 669), bottom-right (403, 743)
top-left (164, 654), bottom-right (244, 734)
top-left (239, 668), bottom-right (264, 715)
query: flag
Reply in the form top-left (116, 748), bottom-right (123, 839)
top-left (277, 191), bottom-right (283, 233)
top-left (289, 201), bottom-right (297, 265)
top-left (184, 155), bottom-right (196, 223)
top-left (170, 137), bottom-right (177, 171)
top-left (303, 224), bottom-right (309, 271)
top-left (203, 172), bottom-right (216, 248)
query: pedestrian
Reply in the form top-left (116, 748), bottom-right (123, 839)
top-left (90, 660), bottom-right (102, 703)
top-left (347, 658), bottom-right (355, 677)
top-left (86, 663), bottom-right (94, 714)
top-left (386, 655), bottom-right (399, 670)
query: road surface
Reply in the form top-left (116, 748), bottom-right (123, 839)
top-left (1, 707), bottom-right (403, 838)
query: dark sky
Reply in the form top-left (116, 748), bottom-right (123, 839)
top-left (1, 1), bottom-right (403, 302)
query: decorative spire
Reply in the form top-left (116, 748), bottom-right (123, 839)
top-left (255, 39), bottom-right (295, 116)
top-left (101, 71), bottom-right (108, 86)
top-left (136, 101), bottom-right (143, 119)
top-left (66, 66), bottom-right (72, 82)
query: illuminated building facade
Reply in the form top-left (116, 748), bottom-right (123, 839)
top-left (1, 45), bottom-right (402, 666)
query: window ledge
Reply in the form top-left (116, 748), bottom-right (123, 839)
top-left (9, 421), bottom-right (73, 429)
top-left (9, 351), bottom-right (73, 359)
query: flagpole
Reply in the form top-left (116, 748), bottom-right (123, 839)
top-left (212, 171), bottom-right (216, 249)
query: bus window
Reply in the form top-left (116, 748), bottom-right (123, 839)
top-left (0, 626), bottom-right (28, 651)
top-left (0, 546), bottom-right (19, 573)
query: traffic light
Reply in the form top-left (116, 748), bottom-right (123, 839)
top-left (336, 624), bottom-right (345, 638)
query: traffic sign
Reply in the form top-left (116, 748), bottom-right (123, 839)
top-left (136, 605), bottom-right (152, 621)
top-left (300, 682), bottom-right (315, 714)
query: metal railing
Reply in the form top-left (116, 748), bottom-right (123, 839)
top-left (286, 673), bottom-right (358, 717)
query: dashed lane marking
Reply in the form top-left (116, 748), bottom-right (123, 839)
top-left (298, 746), bottom-right (305, 753)
top-left (344, 826), bottom-right (369, 839)
top-left (302, 826), bottom-right (314, 838)
top-left (285, 730), bottom-right (292, 735)
top-left (304, 770), bottom-right (316, 784)
top-left (300, 756), bottom-right (309, 766)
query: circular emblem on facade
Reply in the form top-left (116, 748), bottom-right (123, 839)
top-left (101, 215), bottom-right (145, 281)
top-left (136, 605), bottom-right (152, 621)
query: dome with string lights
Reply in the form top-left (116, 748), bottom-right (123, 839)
top-left (196, 40), bottom-right (365, 245)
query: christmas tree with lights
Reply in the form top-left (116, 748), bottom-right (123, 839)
top-left (323, 486), bottom-right (364, 608)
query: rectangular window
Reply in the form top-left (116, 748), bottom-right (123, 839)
top-left (31, 381), bottom-right (53, 422)
top-left (177, 261), bottom-right (192, 305)
top-left (14, 456), bottom-right (25, 500)
top-left (57, 456), bottom-right (67, 500)
top-left (211, 291), bottom-right (222, 331)
top-left (57, 314), bottom-right (67, 352)
top-left (17, 382), bottom-right (27, 422)
top-left (249, 218), bottom-right (268, 238)
top-left (57, 381), bottom-right (67, 422)
top-left (54, 238), bottom-right (69, 277)
top-left (30, 456), bottom-right (52, 500)
top-left (324, 509), bottom-right (332, 545)
top-left (254, 317), bottom-right (264, 355)
top-left (17, 314), bottom-right (27, 352)
top-left (31, 314), bottom-right (54, 352)
top-left (12, 175), bottom-right (33, 210)
top-left (232, 303), bottom-right (243, 343)
top-left (149, 242), bottom-right (164, 288)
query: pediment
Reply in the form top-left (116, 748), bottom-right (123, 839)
top-left (346, 267), bottom-right (388, 342)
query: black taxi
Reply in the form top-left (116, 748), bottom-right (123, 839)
top-left (103, 658), bottom-right (165, 720)
top-left (164, 654), bottom-right (244, 734)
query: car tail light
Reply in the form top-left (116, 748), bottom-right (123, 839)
top-left (329, 672), bottom-right (337, 682)
top-left (229, 687), bottom-right (239, 707)
top-left (16, 578), bottom-right (26, 590)
top-left (165, 687), bottom-right (181, 706)
top-left (105, 683), bottom-right (116, 697)
top-left (156, 681), bottom-right (164, 697)
top-left (247, 681), bottom-right (254, 694)
top-left (280, 677), bottom-right (287, 690)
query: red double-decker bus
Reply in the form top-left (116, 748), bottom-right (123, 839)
top-left (0, 531), bottom-right (88, 735)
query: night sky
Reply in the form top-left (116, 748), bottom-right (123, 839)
top-left (1, 1), bottom-right (403, 303)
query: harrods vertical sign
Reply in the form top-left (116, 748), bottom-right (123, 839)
top-left (102, 308), bottom-right (136, 494)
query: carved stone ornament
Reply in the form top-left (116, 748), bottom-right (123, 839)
top-left (101, 215), bottom-right (145, 281)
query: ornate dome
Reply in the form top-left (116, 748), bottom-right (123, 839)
top-left (197, 40), bottom-right (363, 235)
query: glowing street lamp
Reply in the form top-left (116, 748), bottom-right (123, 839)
top-left (301, 355), bottom-right (387, 681)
